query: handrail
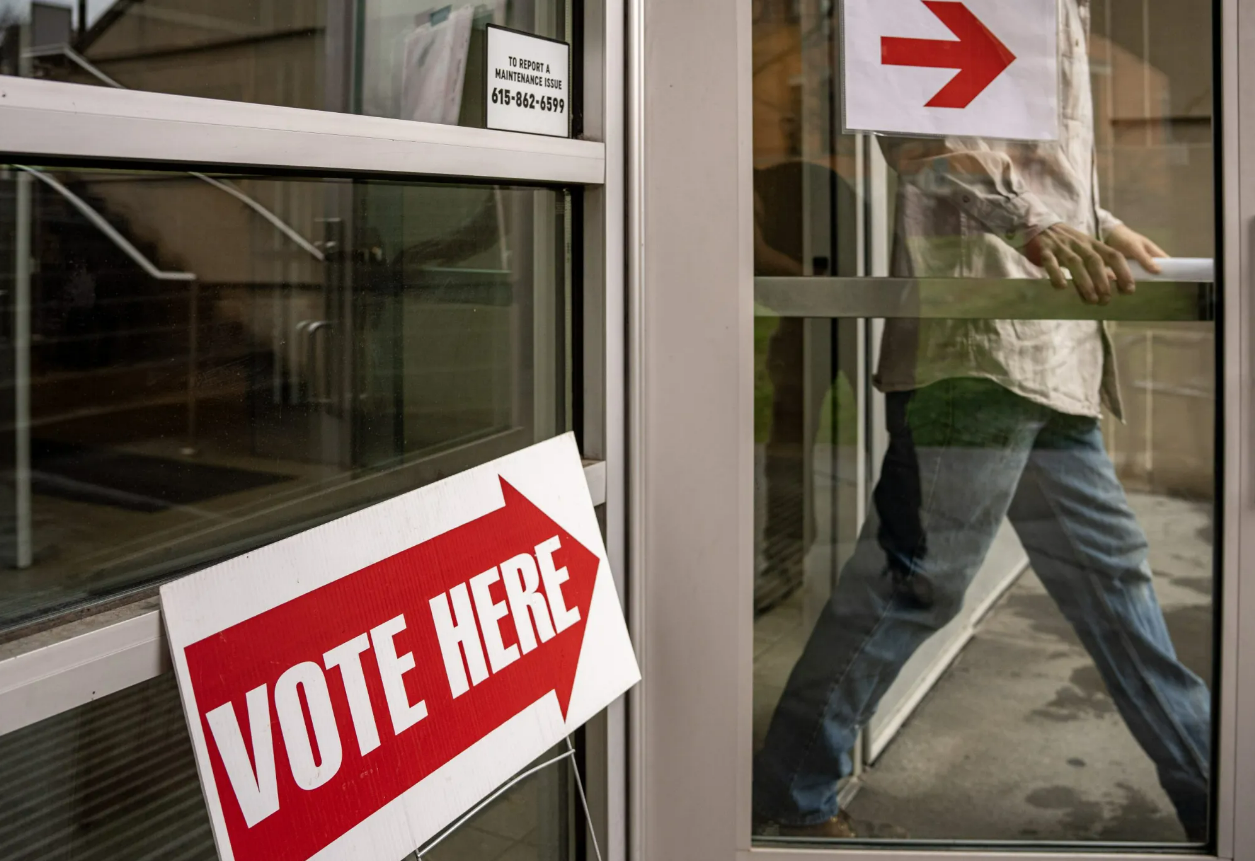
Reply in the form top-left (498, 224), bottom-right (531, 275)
top-left (22, 45), bottom-right (325, 263)
top-left (15, 166), bottom-right (196, 282)
top-left (754, 276), bottom-right (1216, 322)
top-left (188, 172), bottom-right (325, 261)
top-left (25, 44), bottom-right (123, 88)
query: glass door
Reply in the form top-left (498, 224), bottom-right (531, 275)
top-left (750, 0), bottom-right (1220, 846)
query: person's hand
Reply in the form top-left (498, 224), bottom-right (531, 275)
top-left (1024, 223), bottom-right (1136, 305)
top-left (1103, 224), bottom-right (1168, 276)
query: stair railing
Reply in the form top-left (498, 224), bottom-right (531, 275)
top-left (14, 165), bottom-right (196, 281)
top-left (23, 44), bottom-right (326, 263)
top-left (13, 165), bottom-right (202, 454)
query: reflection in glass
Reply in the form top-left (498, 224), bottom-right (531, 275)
top-left (0, 0), bottom-right (568, 128)
top-left (751, 0), bottom-right (1216, 847)
top-left (0, 167), bottom-right (570, 632)
top-left (0, 673), bottom-right (577, 860)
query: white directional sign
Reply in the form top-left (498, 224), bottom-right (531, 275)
top-left (842, 0), bottom-right (1059, 141)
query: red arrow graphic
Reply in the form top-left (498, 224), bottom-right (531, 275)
top-left (182, 478), bottom-right (599, 861)
top-left (881, 1), bottom-right (1016, 109)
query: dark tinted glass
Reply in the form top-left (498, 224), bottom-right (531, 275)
top-left (0, 166), bottom-right (570, 632)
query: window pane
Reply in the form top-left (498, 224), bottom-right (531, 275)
top-left (0, 0), bottom-right (569, 129)
top-left (0, 166), bottom-right (570, 632)
top-left (750, 0), bottom-right (1217, 848)
top-left (0, 674), bottom-right (577, 860)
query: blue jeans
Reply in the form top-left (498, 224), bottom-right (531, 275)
top-left (753, 378), bottom-right (1212, 839)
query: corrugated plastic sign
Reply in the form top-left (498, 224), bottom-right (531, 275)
top-left (161, 434), bottom-right (639, 861)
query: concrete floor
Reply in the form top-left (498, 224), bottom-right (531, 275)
top-left (753, 491), bottom-right (1214, 846)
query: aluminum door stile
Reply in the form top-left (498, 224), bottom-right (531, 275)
top-left (629, 0), bottom-right (1254, 858)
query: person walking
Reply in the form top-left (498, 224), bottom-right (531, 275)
top-left (752, 0), bottom-right (1211, 841)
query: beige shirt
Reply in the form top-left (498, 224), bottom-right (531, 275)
top-left (873, 0), bottom-right (1122, 419)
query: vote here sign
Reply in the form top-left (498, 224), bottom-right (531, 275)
top-left (161, 434), bottom-right (639, 861)
top-left (842, 0), bottom-right (1059, 141)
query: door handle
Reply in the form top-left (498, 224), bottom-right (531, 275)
top-left (292, 320), bottom-right (313, 404)
top-left (305, 320), bottom-right (333, 404)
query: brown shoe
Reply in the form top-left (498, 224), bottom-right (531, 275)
top-left (769, 811), bottom-right (858, 839)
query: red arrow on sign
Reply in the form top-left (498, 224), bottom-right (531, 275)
top-left (182, 478), bottom-right (598, 861)
top-left (881, 1), bottom-right (1016, 109)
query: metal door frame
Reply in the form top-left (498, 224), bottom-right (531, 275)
top-left (627, 0), bottom-right (1254, 858)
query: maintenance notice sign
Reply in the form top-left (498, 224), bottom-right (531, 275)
top-left (486, 25), bottom-right (570, 137)
top-left (162, 434), bottom-right (638, 861)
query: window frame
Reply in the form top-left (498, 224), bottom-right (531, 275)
top-left (0, 78), bottom-right (605, 183)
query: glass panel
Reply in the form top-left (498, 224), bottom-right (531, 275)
top-left (0, 166), bottom-right (570, 632)
top-left (0, 673), bottom-right (577, 860)
top-left (750, 0), bottom-right (1217, 848)
top-left (0, 0), bottom-right (569, 128)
